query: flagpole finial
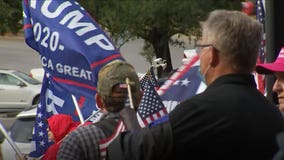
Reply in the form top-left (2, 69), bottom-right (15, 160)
top-left (126, 77), bottom-right (134, 109)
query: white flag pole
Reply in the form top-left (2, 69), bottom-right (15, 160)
top-left (0, 120), bottom-right (25, 160)
top-left (71, 95), bottom-right (85, 125)
top-left (126, 78), bottom-right (134, 109)
top-left (83, 109), bottom-right (102, 123)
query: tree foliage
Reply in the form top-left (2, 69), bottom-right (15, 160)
top-left (0, 0), bottom-right (22, 35)
top-left (81, 0), bottom-right (241, 76)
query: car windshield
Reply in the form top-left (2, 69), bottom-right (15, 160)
top-left (10, 117), bottom-right (35, 143)
top-left (13, 71), bottom-right (41, 85)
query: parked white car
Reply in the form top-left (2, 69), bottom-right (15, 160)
top-left (0, 69), bottom-right (41, 112)
top-left (29, 68), bottom-right (44, 82)
top-left (1, 107), bottom-right (36, 160)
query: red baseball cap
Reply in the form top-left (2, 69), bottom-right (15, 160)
top-left (256, 47), bottom-right (284, 74)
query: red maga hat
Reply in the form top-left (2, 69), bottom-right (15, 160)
top-left (256, 47), bottom-right (284, 74)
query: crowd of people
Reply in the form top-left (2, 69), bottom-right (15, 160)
top-left (34, 9), bottom-right (284, 160)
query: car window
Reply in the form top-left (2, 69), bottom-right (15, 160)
top-left (0, 73), bottom-right (19, 85)
top-left (6, 74), bottom-right (21, 85)
top-left (13, 71), bottom-right (41, 85)
top-left (10, 117), bottom-right (35, 143)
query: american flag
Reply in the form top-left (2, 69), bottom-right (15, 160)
top-left (29, 75), bottom-right (53, 157)
top-left (149, 67), bottom-right (159, 87)
top-left (137, 79), bottom-right (168, 127)
top-left (255, 0), bottom-right (266, 94)
top-left (158, 55), bottom-right (206, 112)
top-left (139, 67), bottom-right (158, 91)
top-left (139, 71), bottom-right (150, 91)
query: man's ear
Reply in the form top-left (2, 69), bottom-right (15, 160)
top-left (95, 94), bottom-right (104, 110)
top-left (210, 49), bottom-right (220, 67)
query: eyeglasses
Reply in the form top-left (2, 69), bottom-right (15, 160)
top-left (195, 44), bottom-right (218, 54)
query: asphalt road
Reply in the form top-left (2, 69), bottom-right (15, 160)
top-left (0, 37), bottom-right (41, 74)
top-left (0, 36), bottom-right (185, 74)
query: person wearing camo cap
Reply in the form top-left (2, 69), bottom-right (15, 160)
top-left (57, 60), bottom-right (142, 160)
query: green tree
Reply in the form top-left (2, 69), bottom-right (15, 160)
top-left (81, 0), bottom-right (241, 76)
top-left (0, 0), bottom-right (22, 35)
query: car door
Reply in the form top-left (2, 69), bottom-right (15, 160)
top-left (1, 115), bottom-right (36, 159)
top-left (0, 73), bottom-right (29, 108)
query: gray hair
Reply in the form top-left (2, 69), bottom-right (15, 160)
top-left (202, 10), bottom-right (262, 72)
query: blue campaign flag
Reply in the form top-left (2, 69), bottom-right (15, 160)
top-left (23, 0), bottom-right (124, 97)
top-left (22, 0), bottom-right (123, 157)
top-left (158, 55), bottom-right (206, 112)
top-left (29, 73), bottom-right (99, 157)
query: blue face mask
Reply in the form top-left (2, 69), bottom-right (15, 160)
top-left (197, 65), bottom-right (210, 84)
top-left (197, 66), bottom-right (206, 83)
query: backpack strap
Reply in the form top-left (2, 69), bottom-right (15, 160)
top-left (96, 119), bottom-right (126, 160)
top-left (95, 119), bottom-right (118, 137)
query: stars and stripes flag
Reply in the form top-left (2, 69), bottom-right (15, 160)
top-left (158, 54), bottom-right (206, 112)
top-left (137, 78), bottom-right (168, 128)
top-left (255, 0), bottom-right (266, 94)
top-left (139, 67), bottom-right (159, 91)
top-left (22, 0), bottom-right (123, 158)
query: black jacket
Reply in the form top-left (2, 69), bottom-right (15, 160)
top-left (109, 74), bottom-right (284, 160)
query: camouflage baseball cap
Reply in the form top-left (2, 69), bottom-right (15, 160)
top-left (97, 60), bottom-right (140, 96)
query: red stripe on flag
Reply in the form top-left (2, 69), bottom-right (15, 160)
top-left (23, 24), bottom-right (32, 29)
top-left (90, 54), bottom-right (122, 69)
top-left (53, 76), bottom-right (97, 91)
top-left (158, 55), bottom-right (199, 94)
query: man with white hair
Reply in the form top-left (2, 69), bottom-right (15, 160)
top-left (108, 10), bottom-right (284, 160)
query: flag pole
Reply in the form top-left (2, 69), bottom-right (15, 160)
top-left (71, 95), bottom-right (85, 125)
top-left (126, 78), bottom-right (134, 109)
top-left (0, 120), bottom-right (25, 160)
top-left (82, 109), bottom-right (103, 125)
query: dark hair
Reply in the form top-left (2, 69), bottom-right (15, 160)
top-left (101, 84), bottom-right (141, 112)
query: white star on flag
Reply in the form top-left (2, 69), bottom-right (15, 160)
top-left (181, 78), bottom-right (191, 86)
top-left (137, 79), bottom-right (168, 127)
top-left (40, 140), bottom-right (45, 146)
top-left (38, 131), bottom-right (44, 137)
top-left (37, 112), bottom-right (42, 118)
top-left (38, 121), bottom-right (44, 127)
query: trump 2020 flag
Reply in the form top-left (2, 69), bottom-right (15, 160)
top-left (22, 0), bottom-right (123, 157)
top-left (158, 55), bottom-right (206, 112)
top-left (23, 0), bottom-right (124, 95)
top-left (137, 79), bottom-right (168, 128)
